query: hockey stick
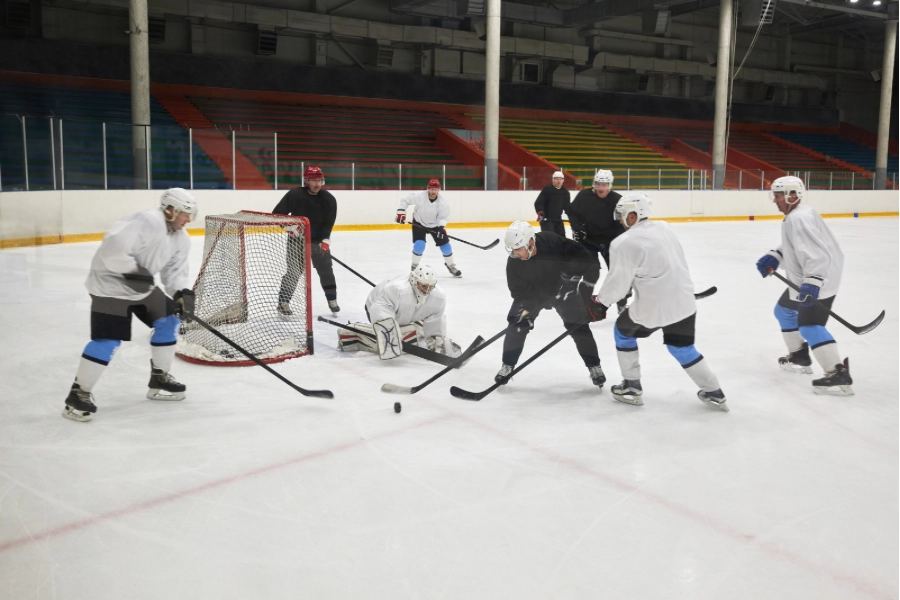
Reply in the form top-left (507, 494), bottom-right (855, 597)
top-left (411, 223), bottom-right (499, 250)
top-left (695, 286), bottom-right (717, 299)
top-left (318, 316), bottom-right (466, 367)
top-left (184, 312), bottom-right (334, 399)
top-left (768, 270), bottom-right (884, 335)
top-left (381, 328), bottom-right (506, 394)
top-left (331, 254), bottom-right (376, 287)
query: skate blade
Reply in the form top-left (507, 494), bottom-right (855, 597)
top-left (812, 384), bottom-right (854, 396)
top-left (612, 393), bottom-right (643, 406)
top-left (62, 406), bottom-right (92, 422)
top-left (147, 389), bottom-right (186, 401)
top-left (779, 363), bottom-right (813, 374)
top-left (700, 397), bottom-right (730, 412)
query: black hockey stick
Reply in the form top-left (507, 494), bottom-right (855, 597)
top-left (381, 328), bottom-right (505, 394)
top-left (331, 254), bottom-right (376, 287)
top-left (694, 286), bottom-right (717, 299)
top-left (318, 316), bottom-right (468, 367)
top-left (768, 270), bottom-right (884, 334)
top-left (184, 312), bottom-right (334, 399)
top-left (411, 223), bottom-right (499, 250)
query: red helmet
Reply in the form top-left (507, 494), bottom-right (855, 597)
top-left (304, 166), bottom-right (324, 180)
top-left (427, 178), bottom-right (441, 189)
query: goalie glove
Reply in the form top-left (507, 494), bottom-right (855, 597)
top-left (426, 335), bottom-right (447, 355)
top-left (174, 289), bottom-right (195, 318)
top-left (396, 209), bottom-right (406, 224)
top-left (373, 318), bottom-right (403, 360)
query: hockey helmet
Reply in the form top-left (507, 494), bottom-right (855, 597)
top-left (304, 166), bottom-right (325, 181)
top-left (160, 188), bottom-right (197, 221)
top-left (427, 178), bottom-right (441, 189)
top-left (504, 221), bottom-right (536, 257)
top-left (552, 171), bottom-right (565, 180)
top-left (770, 175), bottom-right (804, 205)
top-left (614, 193), bottom-right (652, 225)
top-left (594, 169), bottom-right (614, 185)
top-left (409, 264), bottom-right (438, 304)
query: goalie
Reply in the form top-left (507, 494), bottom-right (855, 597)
top-left (338, 265), bottom-right (461, 360)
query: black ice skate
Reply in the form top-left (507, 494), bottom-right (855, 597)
top-left (611, 380), bottom-right (643, 406)
top-left (588, 365), bottom-right (606, 388)
top-left (148, 361), bottom-right (186, 401)
top-left (812, 358), bottom-right (854, 396)
top-left (698, 389), bottom-right (729, 412)
top-left (445, 264), bottom-right (462, 278)
top-left (277, 302), bottom-right (293, 317)
top-left (779, 343), bottom-right (813, 374)
top-left (328, 299), bottom-right (341, 314)
top-left (62, 383), bottom-right (97, 422)
top-left (495, 364), bottom-right (514, 384)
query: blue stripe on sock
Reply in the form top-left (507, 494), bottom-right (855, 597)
top-left (150, 315), bottom-right (180, 346)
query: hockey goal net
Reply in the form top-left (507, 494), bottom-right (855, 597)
top-left (176, 210), bottom-right (313, 366)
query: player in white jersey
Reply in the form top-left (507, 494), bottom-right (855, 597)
top-left (755, 176), bottom-right (852, 395)
top-left (592, 193), bottom-right (729, 411)
top-left (62, 189), bottom-right (198, 422)
top-left (337, 265), bottom-right (461, 359)
top-left (396, 179), bottom-right (462, 277)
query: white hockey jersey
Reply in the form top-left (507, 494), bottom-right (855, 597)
top-left (595, 219), bottom-right (697, 328)
top-left (398, 191), bottom-right (450, 228)
top-left (85, 208), bottom-right (192, 301)
top-left (776, 204), bottom-right (843, 299)
top-left (365, 275), bottom-right (447, 339)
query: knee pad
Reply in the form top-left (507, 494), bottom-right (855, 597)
top-left (666, 344), bottom-right (702, 367)
top-left (151, 315), bottom-right (180, 346)
top-left (83, 339), bottom-right (121, 365)
top-left (413, 240), bottom-right (426, 255)
top-left (774, 303), bottom-right (798, 331)
top-left (614, 324), bottom-right (638, 350)
top-left (798, 325), bottom-right (834, 349)
top-left (439, 243), bottom-right (453, 257)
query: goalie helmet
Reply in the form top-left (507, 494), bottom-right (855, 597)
top-left (614, 193), bottom-right (652, 224)
top-left (304, 166), bottom-right (325, 180)
top-left (594, 169), bottom-right (614, 185)
top-left (409, 264), bottom-right (437, 304)
top-left (770, 175), bottom-right (804, 205)
top-left (160, 188), bottom-right (197, 220)
top-left (504, 221), bottom-right (535, 257)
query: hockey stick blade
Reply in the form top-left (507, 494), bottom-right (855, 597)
top-left (317, 316), bottom-right (458, 366)
top-left (410, 223), bottom-right (499, 250)
top-left (694, 286), bottom-right (717, 299)
top-left (185, 313), bottom-right (334, 398)
top-left (769, 271), bottom-right (884, 335)
top-left (380, 334), bottom-right (489, 394)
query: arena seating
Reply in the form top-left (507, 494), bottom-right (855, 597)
top-left (0, 82), bottom-right (225, 191)
top-left (186, 97), bottom-right (484, 189)
top-left (772, 131), bottom-right (899, 174)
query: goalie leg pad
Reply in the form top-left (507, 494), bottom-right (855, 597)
top-left (338, 323), bottom-right (418, 354)
top-left (374, 318), bottom-right (403, 360)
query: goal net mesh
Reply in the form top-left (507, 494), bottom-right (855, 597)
top-left (176, 210), bottom-right (313, 366)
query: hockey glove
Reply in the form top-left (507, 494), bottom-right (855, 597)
top-left (587, 297), bottom-right (608, 322)
top-left (556, 273), bottom-right (581, 302)
top-left (572, 229), bottom-right (586, 243)
top-left (433, 227), bottom-right (448, 245)
top-left (756, 250), bottom-right (782, 278)
top-left (509, 304), bottom-right (535, 332)
top-left (536, 211), bottom-right (545, 223)
top-left (174, 289), bottom-right (195, 318)
top-left (426, 335), bottom-right (447, 355)
top-left (798, 278), bottom-right (822, 308)
top-left (396, 209), bottom-right (406, 224)
top-left (320, 240), bottom-right (331, 253)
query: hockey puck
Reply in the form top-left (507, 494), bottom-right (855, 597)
top-left (394, 402), bottom-right (402, 413)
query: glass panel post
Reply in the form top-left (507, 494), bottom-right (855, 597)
top-left (442, 164), bottom-right (446, 189)
top-left (301, 161), bottom-right (304, 187)
top-left (273, 132), bottom-right (277, 190)
top-left (351, 162), bottom-right (355, 190)
top-left (657, 168), bottom-right (661, 190)
top-left (738, 170), bottom-right (742, 190)
top-left (232, 130), bottom-right (236, 190)
top-left (59, 119), bottom-right (65, 191)
top-left (627, 168), bottom-right (630, 190)
top-left (829, 172), bottom-right (832, 190)
top-left (189, 128), bottom-right (193, 190)
top-left (760, 171), bottom-right (764, 190)
top-left (523, 166), bottom-right (527, 190)
top-left (851, 172), bottom-right (854, 190)
top-left (102, 123), bottom-right (108, 190)
top-left (484, 165), bottom-right (487, 191)
top-left (399, 163), bottom-right (402, 190)
top-left (22, 116), bottom-right (29, 191)
top-left (49, 117), bottom-right (56, 190)
top-left (145, 126), bottom-right (151, 190)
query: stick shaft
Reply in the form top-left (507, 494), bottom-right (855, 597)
top-left (769, 270), bottom-right (880, 334)
top-left (331, 254), bottom-right (376, 287)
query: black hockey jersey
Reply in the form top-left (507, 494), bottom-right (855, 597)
top-left (533, 184), bottom-right (571, 221)
top-left (272, 186), bottom-right (338, 243)
top-left (567, 189), bottom-right (625, 246)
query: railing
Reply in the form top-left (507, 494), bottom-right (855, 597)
top-left (1, 116), bottom-right (897, 192)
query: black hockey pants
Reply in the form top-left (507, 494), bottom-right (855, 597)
top-left (501, 299), bottom-right (600, 368)
top-left (279, 236), bottom-right (337, 303)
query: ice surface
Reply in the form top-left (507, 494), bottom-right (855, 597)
top-left (1, 218), bottom-right (897, 599)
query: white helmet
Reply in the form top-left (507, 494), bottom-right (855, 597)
top-left (594, 169), bottom-right (614, 185)
top-left (552, 170), bottom-right (565, 179)
top-left (770, 176), bottom-right (804, 205)
top-left (614, 193), bottom-right (652, 225)
top-left (409, 264), bottom-right (437, 304)
top-left (160, 188), bottom-right (197, 221)
top-left (504, 221), bottom-right (535, 257)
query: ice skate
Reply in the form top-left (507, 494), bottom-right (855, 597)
top-left (147, 361), bottom-right (186, 401)
top-left (277, 302), bottom-right (293, 317)
top-left (494, 364), bottom-right (514, 385)
top-left (328, 299), bottom-right (341, 314)
top-left (611, 380), bottom-right (643, 405)
top-left (779, 343), bottom-right (813, 374)
top-left (62, 383), bottom-right (97, 422)
top-left (812, 358), bottom-right (853, 396)
top-left (588, 364), bottom-right (606, 388)
top-left (445, 264), bottom-right (462, 278)
top-left (698, 388), bottom-right (729, 411)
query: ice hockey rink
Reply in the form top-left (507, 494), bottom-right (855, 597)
top-left (1, 217), bottom-right (897, 600)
